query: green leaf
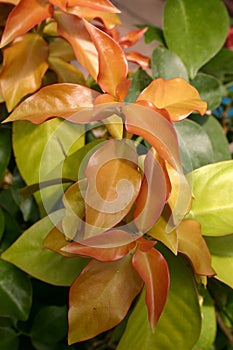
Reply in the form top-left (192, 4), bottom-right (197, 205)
top-left (151, 47), bottom-right (188, 81)
top-left (191, 115), bottom-right (231, 162)
top-left (201, 48), bottom-right (233, 81)
top-left (117, 246), bottom-right (201, 350)
top-left (12, 119), bottom-right (84, 214)
top-left (204, 234), bottom-right (233, 257)
top-left (163, 0), bottom-right (229, 79)
top-left (0, 208), bottom-right (5, 242)
top-left (174, 119), bottom-right (214, 173)
top-left (191, 73), bottom-right (222, 110)
top-left (0, 259), bottom-right (32, 320)
top-left (31, 305), bottom-right (67, 345)
top-left (125, 68), bottom-right (152, 103)
top-left (0, 210), bottom-right (21, 252)
top-left (211, 255), bottom-right (233, 288)
top-left (137, 25), bottom-right (166, 45)
top-left (1, 210), bottom-right (87, 286)
top-left (186, 160), bottom-right (233, 236)
top-left (0, 327), bottom-right (19, 350)
top-left (193, 289), bottom-right (216, 350)
top-left (0, 127), bottom-right (11, 178)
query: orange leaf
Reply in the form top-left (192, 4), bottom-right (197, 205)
top-left (0, 0), bottom-right (19, 4)
top-left (137, 78), bottom-right (207, 121)
top-left (44, 225), bottom-right (78, 258)
top-left (132, 243), bottom-right (170, 330)
top-left (119, 28), bottom-right (147, 48)
top-left (84, 139), bottom-right (142, 237)
top-left (49, 0), bottom-right (67, 10)
top-left (67, 0), bottom-right (120, 13)
top-left (1, 33), bottom-right (49, 111)
top-left (84, 19), bottom-right (128, 97)
top-left (134, 149), bottom-right (168, 232)
top-left (54, 11), bottom-right (99, 80)
top-left (0, 0), bottom-right (53, 47)
top-left (177, 220), bottom-right (215, 276)
top-left (68, 255), bottom-right (143, 344)
top-left (125, 51), bottom-right (150, 69)
top-left (4, 83), bottom-right (100, 124)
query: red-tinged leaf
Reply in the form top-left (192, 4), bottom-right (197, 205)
top-left (134, 149), bottom-right (168, 232)
top-left (67, 0), bottom-right (120, 13)
top-left (62, 240), bottom-right (135, 261)
top-left (68, 255), bottom-right (143, 344)
top-left (0, 0), bottom-right (53, 47)
top-left (126, 51), bottom-right (150, 69)
top-left (1, 33), bottom-right (49, 111)
top-left (115, 79), bottom-right (132, 102)
top-left (119, 28), bottom-right (147, 48)
top-left (44, 225), bottom-right (78, 258)
top-left (177, 220), bottom-right (215, 276)
top-left (3, 83), bottom-right (100, 124)
top-left (84, 19), bottom-right (128, 97)
top-left (132, 244), bottom-right (170, 330)
top-left (84, 139), bottom-right (142, 237)
top-left (137, 78), bottom-right (207, 121)
top-left (48, 56), bottom-right (85, 84)
top-left (54, 12), bottom-right (99, 80)
top-left (68, 6), bottom-right (121, 30)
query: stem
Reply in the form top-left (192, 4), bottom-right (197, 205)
top-left (216, 311), bottom-right (233, 344)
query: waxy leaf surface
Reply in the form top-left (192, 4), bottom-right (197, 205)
top-left (1, 33), bottom-right (49, 111)
top-left (137, 78), bottom-right (207, 121)
top-left (132, 244), bottom-right (170, 330)
top-left (68, 255), bottom-right (143, 344)
top-left (0, 0), bottom-right (53, 47)
top-left (67, 0), bottom-right (120, 13)
top-left (84, 20), bottom-right (128, 97)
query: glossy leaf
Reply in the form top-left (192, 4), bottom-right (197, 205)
top-left (211, 255), bottom-right (233, 288)
top-left (1, 210), bottom-right (87, 286)
top-left (134, 150), bottom-right (168, 232)
top-left (186, 160), bottom-right (233, 236)
top-left (54, 12), bottom-right (98, 80)
top-left (177, 220), bottom-right (215, 276)
top-left (0, 327), bottom-right (19, 350)
top-left (84, 20), bottom-right (128, 97)
top-left (125, 52), bottom-right (150, 70)
top-left (204, 234), bottom-right (233, 257)
top-left (0, 127), bottom-right (11, 178)
top-left (0, 259), bottom-right (32, 320)
top-left (125, 68), bottom-right (152, 103)
top-left (174, 118), bottom-right (214, 171)
top-left (119, 28), bottom-right (147, 48)
top-left (68, 254), bottom-right (143, 344)
top-left (43, 226), bottom-right (77, 258)
top-left (1, 33), bottom-right (49, 111)
top-left (0, 0), bottom-right (53, 47)
top-left (137, 78), bottom-right (207, 121)
top-left (4, 83), bottom-right (99, 124)
top-left (48, 57), bottom-right (85, 84)
top-left (67, 0), bottom-right (120, 13)
top-left (132, 244), bottom-right (170, 330)
top-left (164, 0), bottom-right (229, 79)
top-left (151, 47), bottom-right (188, 81)
top-left (30, 305), bottom-right (67, 345)
top-left (117, 247), bottom-right (201, 350)
top-left (201, 48), bottom-right (233, 81)
top-left (84, 139), bottom-right (141, 237)
top-left (137, 24), bottom-right (166, 45)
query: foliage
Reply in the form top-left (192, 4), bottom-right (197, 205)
top-left (0, 0), bottom-right (233, 349)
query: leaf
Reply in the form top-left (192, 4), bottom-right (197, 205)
top-left (211, 255), bottom-right (233, 288)
top-left (177, 220), bottom-right (215, 276)
top-left (48, 57), bottom-right (85, 84)
top-left (0, 127), bottom-right (11, 178)
top-left (125, 68), bottom-right (152, 103)
top-left (30, 305), bottom-right (68, 345)
top-left (191, 73), bottom-right (222, 110)
top-left (125, 52), bottom-right (150, 70)
top-left (84, 139), bottom-right (141, 237)
top-left (4, 83), bottom-right (99, 124)
top-left (68, 254), bottom-right (143, 344)
top-left (0, 208), bottom-right (4, 242)
top-left (151, 47), bottom-right (188, 81)
top-left (201, 48), bottom-right (233, 81)
top-left (0, 327), bottom-right (19, 350)
top-left (11, 119), bottom-right (84, 214)
top-left (132, 244), bottom-right (170, 330)
top-left (119, 28), bottom-right (147, 48)
top-left (0, 0), bottom-right (53, 47)
top-left (0, 259), bottom-right (32, 320)
top-left (49, 37), bottom-right (76, 62)
top-left (1, 33), bottom-right (49, 111)
top-left (54, 12), bottom-right (99, 80)
top-left (1, 210), bottom-right (87, 286)
top-left (134, 150), bottom-right (168, 232)
top-left (204, 234), bottom-right (233, 257)
top-left (174, 119), bottom-right (214, 172)
top-left (67, 0), bottom-right (120, 13)
top-left (186, 160), bottom-right (233, 236)
top-left (84, 19), bottom-right (128, 97)
top-left (137, 78), bottom-right (207, 121)
top-left (163, 0), bottom-right (229, 79)
top-left (137, 24), bottom-right (166, 45)
top-left (117, 246), bottom-right (201, 350)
